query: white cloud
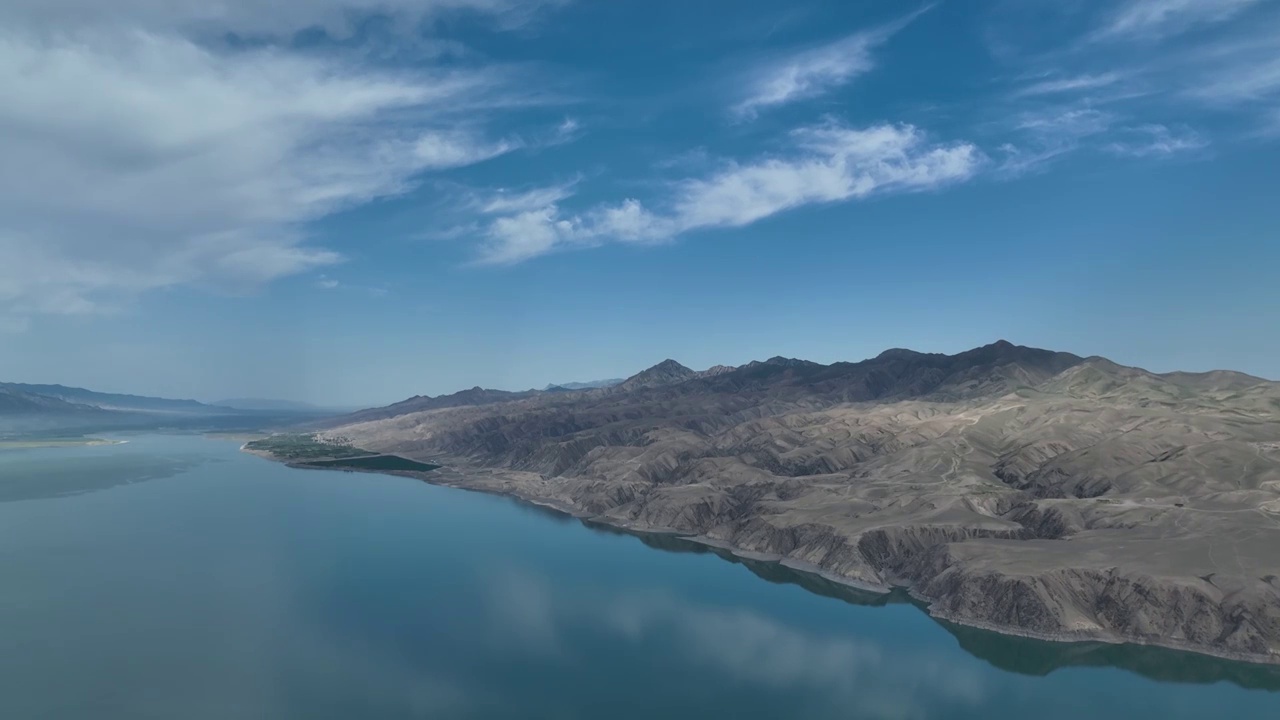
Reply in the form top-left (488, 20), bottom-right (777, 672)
top-left (477, 122), bottom-right (982, 264)
top-left (732, 7), bottom-right (932, 119)
top-left (484, 208), bottom-right (577, 264)
top-left (673, 123), bottom-right (980, 228)
top-left (0, 1), bottom-right (560, 323)
top-left (1095, 0), bottom-right (1262, 39)
top-left (412, 130), bottom-right (520, 169)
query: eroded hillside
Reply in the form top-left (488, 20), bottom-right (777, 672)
top-left (315, 341), bottom-right (1280, 663)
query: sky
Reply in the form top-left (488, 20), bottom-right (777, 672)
top-left (1, 0), bottom-right (1278, 406)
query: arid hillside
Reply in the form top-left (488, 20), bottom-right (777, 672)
top-left (311, 341), bottom-right (1280, 663)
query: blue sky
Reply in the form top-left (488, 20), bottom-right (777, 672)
top-left (1, 0), bottom-right (1278, 405)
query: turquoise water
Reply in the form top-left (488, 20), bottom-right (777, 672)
top-left (1, 435), bottom-right (1278, 719)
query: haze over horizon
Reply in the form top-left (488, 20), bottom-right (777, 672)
top-left (1, 0), bottom-right (1277, 406)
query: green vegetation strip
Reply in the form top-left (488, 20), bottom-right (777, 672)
top-left (245, 433), bottom-right (373, 460)
top-left (301, 455), bottom-right (440, 472)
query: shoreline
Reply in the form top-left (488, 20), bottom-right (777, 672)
top-left (243, 448), bottom-right (1280, 668)
top-left (0, 437), bottom-right (127, 450)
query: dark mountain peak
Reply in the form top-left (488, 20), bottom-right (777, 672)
top-left (652, 359), bottom-right (690, 372)
top-left (617, 359), bottom-right (697, 391)
top-left (955, 340), bottom-right (1081, 367)
top-left (958, 339), bottom-right (1024, 360)
top-left (699, 364), bottom-right (736, 378)
top-left (875, 347), bottom-right (925, 361)
top-left (762, 356), bottom-right (819, 368)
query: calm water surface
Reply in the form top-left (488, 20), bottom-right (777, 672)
top-left (2, 435), bottom-right (1278, 719)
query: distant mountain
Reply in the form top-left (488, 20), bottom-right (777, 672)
top-left (0, 387), bottom-right (102, 416)
top-left (319, 387), bottom-right (542, 428)
top-left (542, 379), bottom-right (623, 391)
top-left (213, 398), bottom-right (334, 413)
top-left (0, 382), bottom-right (218, 414)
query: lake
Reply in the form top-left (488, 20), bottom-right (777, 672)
top-left (2, 434), bottom-right (1278, 719)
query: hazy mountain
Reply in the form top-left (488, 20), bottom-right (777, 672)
top-left (307, 340), bottom-right (1280, 664)
top-left (321, 386), bottom-right (543, 428)
top-left (213, 398), bottom-right (334, 413)
top-left (542, 379), bottom-right (623, 391)
top-left (0, 382), bottom-right (218, 414)
top-left (0, 382), bottom-right (297, 438)
top-left (0, 387), bottom-right (102, 416)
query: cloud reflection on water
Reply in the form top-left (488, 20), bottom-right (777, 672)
top-left (482, 568), bottom-right (986, 719)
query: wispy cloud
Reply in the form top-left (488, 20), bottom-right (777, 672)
top-left (476, 122), bottom-right (982, 264)
top-left (1187, 55), bottom-right (1280, 103)
top-left (476, 181), bottom-right (579, 215)
top-left (1014, 72), bottom-right (1124, 97)
top-left (1094, 0), bottom-right (1263, 39)
top-left (1104, 123), bottom-right (1208, 156)
top-left (732, 6), bottom-right (932, 119)
top-left (988, 0), bottom-right (1277, 158)
top-left (551, 117), bottom-right (583, 143)
top-left (0, 2), bottom-right (567, 324)
top-left (0, 0), bottom-right (567, 36)
top-left (997, 105), bottom-right (1208, 174)
top-left (996, 107), bottom-right (1116, 175)
top-left (314, 274), bottom-right (391, 297)
top-left (1015, 107), bottom-right (1117, 137)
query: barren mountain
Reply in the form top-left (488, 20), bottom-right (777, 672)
top-left (303, 341), bottom-right (1280, 664)
top-left (320, 386), bottom-right (541, 427)
top-left (612, 358), bottom-right (699, 391)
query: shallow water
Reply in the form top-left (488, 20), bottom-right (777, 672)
top-left (1, 435), bottom-right (1277, 719)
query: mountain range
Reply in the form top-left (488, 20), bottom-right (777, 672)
top-left (303, 340), bottom-right (1280, 665)
top-left (0, 382), bottom-right (217, 415)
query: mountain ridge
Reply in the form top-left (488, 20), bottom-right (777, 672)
top-left (292, 340), bottom-right (1280, 665)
